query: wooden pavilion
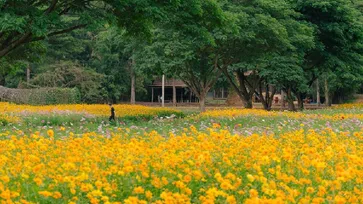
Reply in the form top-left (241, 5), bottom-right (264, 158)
top-left (149, 78), bottom-right (199, 103)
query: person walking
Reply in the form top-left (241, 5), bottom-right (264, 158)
top-left (109, 103), bottom-right (115, 121)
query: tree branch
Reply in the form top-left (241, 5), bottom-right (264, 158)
top-left (0, 32), bottom-right (18, 50)
top-left (0, 24), bottom-right (87, 59)
top-left (308, 69), bottom-right (325, 87)
top-left (258, 80), bottom-right (266, 104)
top-left (0, 1), bottom-right (9, 11)
top-left (29, 24), bottom-right (87, 42)
top-left (44, 0), bottom-right (59, 14)
top-left (59, 6), bottom-right (71, 15)
top-left (206, 68), bottom-right (221, 89)
top-left (269, 86), bottom-right (277, 108)
top-left (185, 63), bottom-right (201, 93)
top-left (236, 70), bottom-right (250, 97)
top-left (0, 32), bottom-right (32, 58)
top-left (183, 80), bottom-right (200, 98)
top-left (217, 64), bottom-right (244, 100)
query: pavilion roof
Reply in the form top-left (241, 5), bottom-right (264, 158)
top-left (150, 78), bottom-right (188, 87)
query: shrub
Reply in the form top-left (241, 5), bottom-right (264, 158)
top-left (0, 86), bottom-right (80, 105)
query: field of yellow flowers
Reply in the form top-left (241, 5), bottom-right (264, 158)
top-left (1, 103), bottom-right (363, 203)
top-left (0, 102), bottom-right (181, 118)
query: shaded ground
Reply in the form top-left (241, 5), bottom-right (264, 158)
top-left (135, 102), bottom-right (328, 111)
top-left (354, 94), bottom-right (363, 103)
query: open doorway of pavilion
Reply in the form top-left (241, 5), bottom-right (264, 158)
top-left (149, 78), bottom-right (199, 104)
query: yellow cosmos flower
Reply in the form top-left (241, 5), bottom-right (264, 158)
top-left (145, 191), bottom-right (153, 200)
top-left (0, 189), bottom-right (11, 200)
top-left (33, 177), bottom-right (42, 186)
top-left (133, 186), bottom-right (145, 194)
top-left (249, 189), bottom-right (258, 198)
top-left (39, 191), bottom-right (52, 197)
top-left (53, 192), bottom-right (62, 199)
top-left (47, 129), bottom-right (54, 137)
top-left (220, 181), bottom-right (232, 190)
top-left (247, 174), bottom-right (255, 182)
top-left (227, 195), bottom-right (237, 204)
top-left (307, 187), bottom-right (315, 194)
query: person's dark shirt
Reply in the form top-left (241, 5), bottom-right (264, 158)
top-left (111, 107), bottom-right (115, 116)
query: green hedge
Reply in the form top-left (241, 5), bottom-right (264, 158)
top-left (0, 86), bottom-right (80, 105)
top-left (29, 88), bottom-right (80, 105)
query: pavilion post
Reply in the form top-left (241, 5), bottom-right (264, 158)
top-left (162, 75), bottom-right (165, 107)
top-left (316, 79), bottom-right (320, 106)
top-left (151, 87), bottom-right (154, 103)
top-left (26, 65), bottom-right (30, 84)
top-left (172, 78), bottom-right (176, 107)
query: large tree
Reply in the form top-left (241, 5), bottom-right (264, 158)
top-left (15, 28), bottom-right (104, 102)
top-left (139, 30), bottom-right (222, 112)
top-left (215, 0), bottom-right (314, 109)
top-left (0, 0), bottom-right (221, 59)
top-left (93, 27), bottom-right (149, 104)
top-left (0, 41), bottom-right (45, 86)
top-left (296, 0), bottom-right (363, 106)
top-left (136, 0), bottom-right (227, 111)
top-left (258, 54), bottom-right (309, 111)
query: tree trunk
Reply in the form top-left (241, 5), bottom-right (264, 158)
top-left (262, 99), bottom-right (268, 110)
top-left (258, 82), bottom-right (276, 111)
top-left (266, 94), bottom-right (275, 111)
top-left (281, 90), bottom-right (285, 110)
top-left (235, 71), bottom-right (258, 109)
top-left (130, 65), bottom-right (136, 105)
top-left (338, 94), bottom-right (344, 104)
top-left (262, 101), bottom-right (270, 111)
top-left (0, 77), bottom-right (5, 86)
top-left (287, 88), bottom-right (296, 111)
top-left (329, 92), bottom-right (333, 106)
top-left (199, 96), bottom-right (206, 112)
top-left (244, 97), bottom-right (253, 109)
top-left (172, 79), bottom-right (176, 107)
top-left (26, 66), bottom-right (30, 84)
top-left (296, 93), bottom-right (304, 110)
top-left (186, 85), bottom-right (210, 112)
top-left (316, 79), bottom-right (320, 106)
top-left (218, 68), bottom-right (258, 109)
top-left (324, 78), bottom-right (330, 106)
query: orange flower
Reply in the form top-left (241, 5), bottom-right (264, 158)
top-left (249, 189), bottom-right (258, 198)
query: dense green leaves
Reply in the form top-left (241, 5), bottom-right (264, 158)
top-left (0, 0), bottom-right (223, 59)
top-left (295, 0), bottom-right (363, 104)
